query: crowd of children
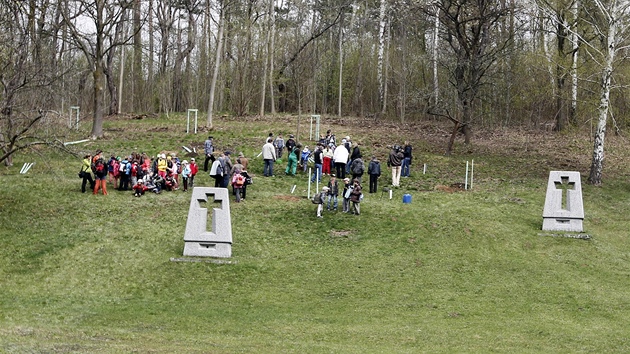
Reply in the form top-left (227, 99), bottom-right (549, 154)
top-left (83, 150), bottom-right (199, 196)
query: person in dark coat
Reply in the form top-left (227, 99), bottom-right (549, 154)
top-left (367, 156), bottom-right (381, 193)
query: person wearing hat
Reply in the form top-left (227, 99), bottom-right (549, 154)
top-left (237, 152), bottom-right (249, 171)
top-left (315, 186), bottom-right (330, 218)
top-left (181, 160), bottom-right (191, 192)
top-left (203, 136), bottom-right (215, 172)
top-left (285, 134), bottom-right (296, 155)
top-left (132, 178), bottom-right (149, 197)
top-left (189, 158), bottom-right (198, 188)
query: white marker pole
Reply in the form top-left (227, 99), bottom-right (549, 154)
top-left (471, 159), bottom-right (474, 190)
top-left (465, 161), bottom-right (469, 190)
top-left (423, 163), bottom-right (426, 175)
top-left (291, 185), bottom-right (297, 194)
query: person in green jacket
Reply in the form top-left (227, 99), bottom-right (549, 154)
top-left (80, 154), bottom-right (94, 193)
top-left (285, 147), bottom-right (299, 176)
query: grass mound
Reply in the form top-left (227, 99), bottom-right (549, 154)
top-left (1, 114), bottom-right (629, 352)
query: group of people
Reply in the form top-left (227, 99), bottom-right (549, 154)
top-left (313, 175), bottom-right (363, 218)
top-left (203, 135), bottom-right (252, 203)
top-left (80, 131), bottom-right (414, 210)
top-left (80, 150), bottom-right (199, 196)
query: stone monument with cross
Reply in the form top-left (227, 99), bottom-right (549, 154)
top-left (183, 187), bottom-right (233, 258)
top-left (542, 171), bottom-right (584, 232)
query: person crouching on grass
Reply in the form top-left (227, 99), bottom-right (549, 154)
top-left (315, 186), bottom-right (329, 218)
top-left (132, 179), bottom-right (149, 197)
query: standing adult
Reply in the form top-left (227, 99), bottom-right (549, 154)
top-left (322, 144), bottom-right (333, 176)
top-left (274, 134), bottom-right (285, 159)
top-left (333, 141), bottom-right (349, 179)
top-left (285, 147), bottom-right (299, 176)
top-left (209, 154), bottom-right (224, 187)
top-left (401, 141), bottom-right (413, 177)
top-left (80, 154), bottom-right (94, 193)
top-left (221, 151), bottom-right (233, 188)
top-left (367, 156), bottom-right (381, 193)
top-left (387, 145), bottom-right (404, 187)
top-left (350, 156), bottom-right (365, 183)
top-left (203, 136), bottom-right (214, 172)
top-left (237, 152), bottom-right (249, 171)
top-left (350, 142), bottom-right (362, 169)
top-left (311, 144), bottom-right (323, 182)
top-left (285, 134), bottom-right (296, 156)
top-left (262, 137), bottom-right (276, 177)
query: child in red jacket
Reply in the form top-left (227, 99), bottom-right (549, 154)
top-left (189, 158), bottom-right (199, 188)
top-left (132, 179), bottom-right (149, 197)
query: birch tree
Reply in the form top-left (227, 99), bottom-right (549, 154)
top-left (206, 1), bottom-right (226, 128)
top-left (585, 0), bottom-right (630, 185)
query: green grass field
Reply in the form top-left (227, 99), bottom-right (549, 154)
top-left (1, 114), bottom-right (630, 353)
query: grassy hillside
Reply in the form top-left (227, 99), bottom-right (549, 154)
top-left (1, 114), bottom-right (630, 353)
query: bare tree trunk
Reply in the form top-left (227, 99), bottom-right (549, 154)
top-left (92, 63), bottom-right (105, 138)
top-left (269, 0), bottom-right (277, 115)
top-left (259, 0), bottom-right (274, 116)
top-left (132, 0), bottom-right (142, 112)
top-left (432, 5), bottom-right (439, 106)
top-left (118, 43), bottom-right (125, 114)
top-left (337, 12), bottom-right (344, 118)
top-left (206, 4), bottom-right (225, 129)
top-left (588, 16), bottom-right (616, 185)
top-left (569, 0), bottom-right (580, 125)
top-left (377, 0), bottom-right (387, 114)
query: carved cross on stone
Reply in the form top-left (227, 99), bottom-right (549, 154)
top-left (183, 187), bottom-right (233, 257)
top-left (554, 176), bottom-right (575, 210)
top-left (542, 171), bottom-right (584, 232)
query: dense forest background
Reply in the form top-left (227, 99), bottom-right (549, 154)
top-left (2, 0), bottom-right (630, 183)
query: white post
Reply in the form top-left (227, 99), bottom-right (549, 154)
top-left (465, 161), bottom-right (469, 190)
top-left (471, 159), bottom-right (474, 190)
top-left (389, 189), bottom-right (393, 200)
top-left (70, 106), bottom-right (80, 130)
top-left (187, 109), bottom-right (198, 134)
top-left (291, 185), bottom-right (297, 194)
top-left (307, 169), bottom-right (312, 198)
top-left (423, 163), bottom-right (426, 175)
top-left (20, 163), bottom-right (28, 174)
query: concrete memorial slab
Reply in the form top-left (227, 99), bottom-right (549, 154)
top-left (542, 171), bottom-right (584, 232)
top-left (183, 187), bottom-right (233, 258)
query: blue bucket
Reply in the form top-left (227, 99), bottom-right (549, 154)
top-left (402, 193), bottom-right (412, 204)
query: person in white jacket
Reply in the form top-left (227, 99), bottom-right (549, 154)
top-left (262, 137), bottom-right (277, 177)
top-left (333, 141), bottom-right (349, 179)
